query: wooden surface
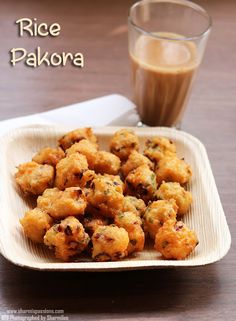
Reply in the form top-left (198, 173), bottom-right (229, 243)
top-left (0, 0), bottom-right (235, 320)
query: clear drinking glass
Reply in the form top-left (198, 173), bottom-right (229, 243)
top-left (128, 0), bottom-right (212, 127)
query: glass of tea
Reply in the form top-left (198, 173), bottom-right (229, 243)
top-left (128, 0), bottom-right (211, 127)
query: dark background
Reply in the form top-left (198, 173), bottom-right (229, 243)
top-left (0, 1), bottom-right (235, 320)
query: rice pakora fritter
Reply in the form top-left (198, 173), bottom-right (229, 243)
top-left (143, 199), bottom-right (178, 239)
top-left (94, 151), bottom-right (121, 175)
top-left (32, 147), bottom-right (65, 167)
top-left (154, 220), bottom-right (198, 260)
top-left (55, 153), bottom-right (95, 190)
top-left (37, 187), bottom-right (87, 219)
top-left (44, 216), bottom-right (90, 261)
top-left (121, 150), bottom-right (154, 177)
top-left (155, 182), bottom-right (192, 216)
top-left (15, 161), bottom-right (54, 195)
top-left (87, 175), bottom-right (124, 218)
top-left (110, 129), bottom-right (139, 161)
top-left (144, 137), bottom-right (176, 164)
top-left (83, 214), bottom-right (110, 237)
top-left (92, 225), bottom-right (129, 261)
top-left (58, 127), bottom-right (97, 151)
top-left (115, 211), bottom-right (144, 254)
top-left (20, 208), bottom-right (53, 243)
top-left (125, 165), bottom-right (157, 203)
top-left (66, 139), bottom-right (98, 169)
top-left (102, 174), bottom-right (124, 193)
top-left (155, 156), bottom-right (192, 185)
top-left (122, 196), bottom-right (146, 217)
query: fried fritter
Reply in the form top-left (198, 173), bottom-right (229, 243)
top-left (110, 129), bottom-right (139, 161)
top-left (125, 165), bottom-right (157, 203)
top-left (44, 216), bottom-right (90, 261)
top-left (144, 137), bottom-right (176, 163)
top-left (87, 175), bottom-right (124, 218)
top-left (37, 187), bottom-right (87, 219)
top-left (15, 161), bottom-right (54, 195)
top-left (121, 150), bottom-right (154, 177)
top-left (55, 153), bottom-right (95, 190)
top-left (83, 214), bottom-right (110, 236)
top-left (155, 156), bottom-right (192, 185)
top-left (94, 151), bottom-right (121, 175)
top-left (20, 208), bottom-right (53, 243)
top-left (66, 139), bottom-right (98, 169)
top-left (143, 199), bottom-right (178, 239)
top-left (155, 182), bottom-right (192, 215)
top-left (122, 196), bottom-right (146, 217)
top-left (32, 147), bottom-right (65, 167)
top-left (92, 225), bottom-right (129, 261)
top-left (115, 211), bottom-right (144, 254)
top-left (58, 127), bottom-right (97, 151)
top-left (154, 220), bottom-right (198, 260)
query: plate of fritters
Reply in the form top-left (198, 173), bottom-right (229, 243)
top-left (0, 125), bottom-right (231, 271)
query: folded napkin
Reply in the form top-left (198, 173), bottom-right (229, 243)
top-left (0, 94), bottom-right (140, 136)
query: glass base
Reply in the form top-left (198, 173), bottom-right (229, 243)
top-left (136, 121), bottom-right (182, 130)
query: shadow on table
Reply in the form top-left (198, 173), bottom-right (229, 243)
top-left (0, 256), bottom-right (221, 316)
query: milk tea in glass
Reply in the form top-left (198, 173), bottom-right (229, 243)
top-left (128, 0), bottom-right (211, 127)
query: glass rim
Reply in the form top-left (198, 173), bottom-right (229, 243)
top-left (128, 0), bottom-right (212, 41)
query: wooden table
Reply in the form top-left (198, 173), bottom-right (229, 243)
top-left (0, 0), bottom-right (235, 320)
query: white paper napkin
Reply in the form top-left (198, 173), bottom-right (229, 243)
top-left (0, 94), bottom-right (140, 136)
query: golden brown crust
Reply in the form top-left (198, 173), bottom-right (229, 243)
top-left (87, 175), bottom-right (124, 218)
top-left (44, 216), bottom-right (90, 261)
top-left (144, 137), bottom-right (176, 164)
top-left (94, 151), bottom-right (121, 175)
top-left (65, 140), bottom-right (98, 169)
top-left (15, 161), bottom-right (54, 195)
top-left (102, 174), bottom-right (124, 193)
top-left (122, 196), bottom-right (146, 217)
top-left (154, 220), bottom-right (198, 260)
top-left (32, 147), bottom-right (65, 167)
top-left (110, 129), bottom-right (139, 161)
top-left (155, 182), bottom-right (192, 216)
top-left (125, 165), bottom-right (157, 203)
top-left (92, 225), bottom-right (129, 261)
top-left (37, 187), bottom-right (87, 219)
top-left (121, 150), bottom-right (154, 177)
top-left (143, 199), bottom-right (178, 239)
top-left (55, 153), bottom-right (95, 190)
top-left (83, 214), bottom-right (110, 236)
top-left (115, 211), bottom-right (144, 254)
top-left (20, 208), bottom-right (53, 243)
top-left (58, 127), bottom-right (97, 151)
top-left (155, 156), bottom-right (192, 185)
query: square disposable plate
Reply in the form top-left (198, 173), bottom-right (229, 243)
top-left (0, 125), bottom-right (231, 271)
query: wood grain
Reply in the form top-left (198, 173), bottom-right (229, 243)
top-left (0, 0), bottom-right (235, 320)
